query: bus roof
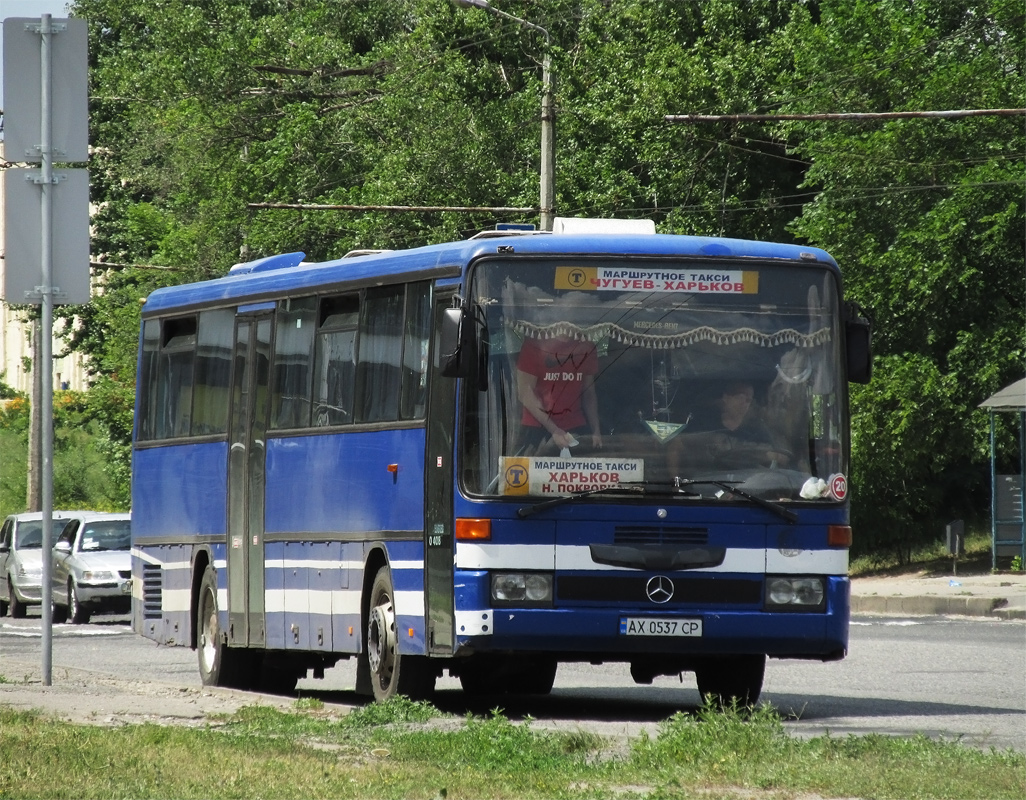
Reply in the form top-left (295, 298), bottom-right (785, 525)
top-left (140, 232), bottom-right (838, 316)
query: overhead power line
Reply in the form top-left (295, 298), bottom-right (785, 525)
top-left (666, 109), bottom-right (1026, 123)
top-left (247, 202), bottom-right (536, 213)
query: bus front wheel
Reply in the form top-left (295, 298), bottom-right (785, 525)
top-left (366, 566), bottom-right (434, 702)
top-left (197, 566), bottom-right (248, 689)
top-left (694, 654), bottom-right (766, 708)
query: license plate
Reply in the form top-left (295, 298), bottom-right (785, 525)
top-left (620, 617), bottom-right (702, 637)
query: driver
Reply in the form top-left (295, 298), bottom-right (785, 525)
top-left (685, 381), bottom-right (790, 470)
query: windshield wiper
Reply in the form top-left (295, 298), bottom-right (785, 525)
top-left (674, 478), bottom-right (798, 523)
top-left (516, 484), bottom-right (645, 519)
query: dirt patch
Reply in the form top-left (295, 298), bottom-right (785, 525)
top-left (0, 656), bottom-right (302, 727)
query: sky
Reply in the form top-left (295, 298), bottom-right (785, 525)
top-left (1, 1), bottom-right (75, 112)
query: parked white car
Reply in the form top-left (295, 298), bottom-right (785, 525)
top-left (0, 512), bottom-right (77, 617)
top-left (52, 511), bottom-right (132, 624)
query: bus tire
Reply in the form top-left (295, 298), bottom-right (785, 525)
top-left (694, 654), bottom-right (765, 708)
top-left (366, 566), bottom-right (434, 702)
top-left (507, 657), bottom-right (557, 695)
top-left (458, 656), bottom-right (557, 696)
top-left (197, 566), bottom-right (249, 689)
top-left (258, 658), bottom-right (299, 695)
top-left (456, 660), bottom-right (492, 696)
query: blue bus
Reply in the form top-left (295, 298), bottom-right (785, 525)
top-left (131, 220), bottom-right (871, 704)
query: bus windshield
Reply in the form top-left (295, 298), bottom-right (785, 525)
top-left (460, 257), bottom-right (848, 502)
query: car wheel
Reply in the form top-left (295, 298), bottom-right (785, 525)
top-left (52, 600), bottom-right (68, 624)
top-left (68, 580), bottom-right (90, 624)
top-left (197, 565), bottom-right (253, 689)
top-left (0, 582), bottom-right (8, 617)
top-left (9, 580), bottom-right (26, 618)
top-left (366, 566), bottom-right (434, 702)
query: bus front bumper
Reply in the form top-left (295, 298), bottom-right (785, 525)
top-left (454, 574), bottom-right (849, 661)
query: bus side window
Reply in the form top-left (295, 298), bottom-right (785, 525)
top-left (314, 295), bottom-right (359, 426)
top-left (157, 316), bottom-right (197, 439)
top-left (137, 319), bottom-right (161, 440)
top-left (400, 282), bottom-right (431, 420)
top-left (271, 297), bottom-right (316, 429)
top-left (357, 286), bottom-right (404, 423)
top-left (191, 309), bottom-right (235, 435)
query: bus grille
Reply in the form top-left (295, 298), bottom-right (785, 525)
top-left (613, 526), bottom-right (708, 546)
top-left (141, 563), bottom-right (163, 619)
top-left (558, 576), bottom-right (760, 605)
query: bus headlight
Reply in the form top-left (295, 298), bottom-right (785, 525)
top-left (766, 576), bottom-right (825, 610)
top-left (491, 572), bottom-right (553, 608)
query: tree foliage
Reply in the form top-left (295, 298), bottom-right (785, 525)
top-left (59, 0), bottom-right (1023, 554)
top-left (776, 0), bottom-right (1025, 557)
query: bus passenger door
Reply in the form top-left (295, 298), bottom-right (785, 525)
top-left (227, 315), bottom-right (272, 648)
top-left (424, 291), bottom-right (457, 654)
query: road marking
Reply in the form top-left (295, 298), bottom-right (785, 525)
top-left (0, 623), bottom-right (130, 638)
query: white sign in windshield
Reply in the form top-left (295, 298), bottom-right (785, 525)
top-left (500, 456), bottom-right (644, 495)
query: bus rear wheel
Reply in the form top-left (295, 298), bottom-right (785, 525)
top-left (366, 566), bottom-right (434, 702)
top-left (197, 566), bottom-right (250, 689)
top-left (694, 654), bottom-right (765, 708)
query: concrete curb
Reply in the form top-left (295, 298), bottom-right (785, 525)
top-left (851, 595), bottom-right (1026, 619)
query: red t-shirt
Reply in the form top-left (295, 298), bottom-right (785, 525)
top-left (517, 338), bottom-right (598, 431)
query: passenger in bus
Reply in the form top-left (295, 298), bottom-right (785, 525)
top-left (516, 335), bottom-right (602, 454)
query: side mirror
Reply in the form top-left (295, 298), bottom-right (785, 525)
top-left (0, 542), bottom-right (8, 554)
top-left (845, 302), bottom-right (872, 384)
top-left (54, 541), bottom-right (72, 553)
top-left (439, 304), bottom-right (489, 391)
top-left (440, 306), bottom-right (472, 378)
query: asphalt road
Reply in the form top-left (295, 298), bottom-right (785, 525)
top-left (1, 612), bottom-right (1023, 752)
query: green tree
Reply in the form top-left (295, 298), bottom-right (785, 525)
top-left (70, 0), bottom-right (809, 502)
top-left (777, 0), bottom-right (1025, 558)
top-left (65, 0), bottom-right (1023, 557)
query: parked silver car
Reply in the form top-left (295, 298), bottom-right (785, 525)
top-left (0, 511), bottom-right (76, 617)
top-left (52, 512), bottom-right (132, 624)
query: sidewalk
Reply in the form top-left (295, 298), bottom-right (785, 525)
top-left (851, 570), bottom-right (1026, 619)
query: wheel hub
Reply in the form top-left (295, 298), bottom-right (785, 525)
top-left (199, 604), bottom-right (217, 672)
top-left (367, 602), bottom-right (396, 679)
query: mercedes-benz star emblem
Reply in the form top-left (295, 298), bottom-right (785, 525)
top-left (645, 575), bottom-right (674, 604)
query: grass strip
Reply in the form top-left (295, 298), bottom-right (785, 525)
top-left (0, 700), bottom-right (1022, 799)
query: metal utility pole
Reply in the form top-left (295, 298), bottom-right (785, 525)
top-left (2, 13), bottom-right (90, 686)
top-left (452, 0), bottom-right (555, 230)
top-left (27, 320), bottom-right (42, 510)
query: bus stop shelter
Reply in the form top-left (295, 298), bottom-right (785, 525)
top-left (979, 378), bottom-right (1026, 568)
